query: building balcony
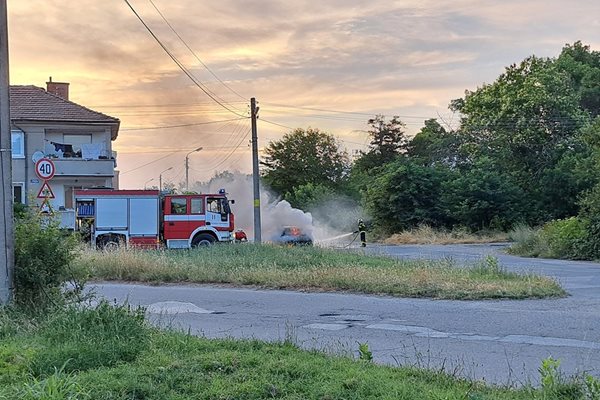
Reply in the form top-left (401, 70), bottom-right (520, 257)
top-left (53, 158), bottom-right (116, 177)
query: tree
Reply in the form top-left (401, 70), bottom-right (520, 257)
top-left (365, 159), bottom-right (454, 233)
top-left (556, 41), bottom-right (600, 117)
top-left (440, 159), bottom-right (528, 230)
top-left (284, 182), bottom-right (336, 210)
top-left (354, 115), bottom-right (407, 172)
top-left (406, 118), bottom-right (461, 166)
top-left (450, 52), bottom-right (593, 223)
top-left (262, 128), bottom-right (349, 195)
top-left (350, 115), bottom-right (408, 197)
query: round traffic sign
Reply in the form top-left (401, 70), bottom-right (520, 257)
top-left (35, 158), bottom-right (56, 180)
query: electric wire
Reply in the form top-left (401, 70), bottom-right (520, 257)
top-left (147, 0), bottom-right (247, 102)
top-left (123, 0), bottom-right (248, 118)
top-left (193, 126), bottom-right (251, 172)
top-left (121, 117), bottom-right (247, 131)
top-left (199, 118), bottom-right (250, 167)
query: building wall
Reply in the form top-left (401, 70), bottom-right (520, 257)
top-left (11, 122), bottom-right (117, 210)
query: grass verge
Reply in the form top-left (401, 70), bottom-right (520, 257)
top-left (384, 224), bottom-right (508, 245)
top-left (0, 305), bottom-right (595, 399)
top-left (76, 244), bottom-right (565, 300)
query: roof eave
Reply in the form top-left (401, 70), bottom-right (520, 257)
top-left (11, 118), bottom-right (120, 141)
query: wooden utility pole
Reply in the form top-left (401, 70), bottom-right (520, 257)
top-left (0, 0), bottom-right (13, 305)
top-left (250, 97), bottom-right (262, 243)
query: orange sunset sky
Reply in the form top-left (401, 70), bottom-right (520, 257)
top-left (7, 0), bottom-right (600, 188)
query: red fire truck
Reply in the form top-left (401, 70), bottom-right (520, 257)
top-left (74, 189), bottom-right (236, 249)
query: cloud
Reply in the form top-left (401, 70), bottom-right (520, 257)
top-left (8, 0), bottom-right (600, 187)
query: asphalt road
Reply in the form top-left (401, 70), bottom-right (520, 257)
top-left (91, 244), bottom-right (600, 386)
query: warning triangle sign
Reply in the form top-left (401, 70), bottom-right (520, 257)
top-left (39, 198), bottom-right (54, 215)
top-left (37, 181), bottom-right (55, 199)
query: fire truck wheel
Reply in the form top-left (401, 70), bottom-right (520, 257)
top-left (192, 233), bottom-right (216, 247)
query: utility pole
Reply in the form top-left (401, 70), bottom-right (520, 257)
top-left (0, 0), bottom-right (13, 305)
top-left (159, 166), bottom-right (173, 192)
top-left (185, 147), bottom-right (202, 192)
top-left (251, 97), bottom-right (262, 243)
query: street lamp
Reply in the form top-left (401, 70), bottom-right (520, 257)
top-left (159, 167), bottom-right (173, 192)
top-left (185, 147), bottom-right (203, 191)
top-left (143, 178), bottom-right (154, 190)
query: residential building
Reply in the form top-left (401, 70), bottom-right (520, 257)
top-left (10, 79), bottom-right (120, 215)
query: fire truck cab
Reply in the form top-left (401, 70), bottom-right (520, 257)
top-left (74, 189), bottom-right (235, 249)
top-left (163, 192), bottom-right (234, 248)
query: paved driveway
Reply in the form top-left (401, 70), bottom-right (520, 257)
top-left (92, 244), bottom-right (600, 386)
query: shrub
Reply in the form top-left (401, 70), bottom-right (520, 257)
top-left (540, 217), bottom-right (589, 259)
top-left (14, 207), bottom-right (80, 308)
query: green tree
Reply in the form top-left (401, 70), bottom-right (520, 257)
top-left (406, 118), bottom-right (461, 166)
top-left (441, 159), bottom-right (527, 230)
top-left (450, 51), bottom-right (593, 223)
top-left (365, 159), bottom-right (453, 233)
top-left (284, 182), bottom-right (336, 210)
top-left (354, 115), bottom-right (407, 172)
top-left (262, 128), bottom-right (349, 195)
top-left (556, 41), bottom-right (600, 117)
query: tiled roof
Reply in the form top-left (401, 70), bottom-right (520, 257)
top-left (9, 85), bottom-right (120, 138)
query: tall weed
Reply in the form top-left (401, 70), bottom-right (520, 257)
top-left (30, 302), bottom-right (150, 376)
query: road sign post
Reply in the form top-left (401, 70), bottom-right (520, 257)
top-left (35, 158), bottom-right (55, 215)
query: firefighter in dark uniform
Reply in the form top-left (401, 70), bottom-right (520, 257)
top-left (358, 219), bottom-right (367, 247)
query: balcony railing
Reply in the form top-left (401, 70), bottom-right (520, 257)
top-left (53, 158), bottom-right (115, 177)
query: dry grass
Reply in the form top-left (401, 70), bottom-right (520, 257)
top-left (74, 244), bottom-right (564, 300)
top-left (384, 224), bottom-right (509, 245)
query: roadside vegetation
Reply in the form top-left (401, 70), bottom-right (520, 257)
top-left (78, 245), bottom-right (564, 300)
top-left (1, 304), bottom-right (599, 400)
top-left (384, 224), bottom-right (508, 245)
top-left (2, 171), bottom-right (589, 399)
top-left (509, 218), bottom-right (598, 261)
top-left (256, 42), bottom-right (600, 245)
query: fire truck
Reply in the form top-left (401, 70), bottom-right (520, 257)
top-left (74, 188), bottom-right (236, 249)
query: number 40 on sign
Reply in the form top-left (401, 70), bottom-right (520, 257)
top-left (35, 158), bottom-right (55, 180)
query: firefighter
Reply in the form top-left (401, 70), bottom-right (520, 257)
top-left (358, 219), bottom-right (366, 247)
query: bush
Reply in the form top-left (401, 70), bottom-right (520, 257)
top-left (508, 219), bottom-right (591, 260)
top-left (14, 208), bottom-right (80, 308)
top-left (540, 217), bottom-right (589, 259)
top-left (30, 302), bottom-right (150, 376)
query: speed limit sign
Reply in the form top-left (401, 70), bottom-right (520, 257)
top-left (35, 158), bottom-right (56, 180)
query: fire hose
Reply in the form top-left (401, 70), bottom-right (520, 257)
top-left (317, 231), bottom-right (360, 248)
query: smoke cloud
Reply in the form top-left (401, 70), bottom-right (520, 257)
top-left (192, 171), bottom-right (364, 245)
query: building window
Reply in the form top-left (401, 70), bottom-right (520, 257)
top-left (11, 130), bottom-right (24, 158)
top-left (12, 183), bottom-right (24, 204)
top-left (63, 134), bottom-right (92, 156)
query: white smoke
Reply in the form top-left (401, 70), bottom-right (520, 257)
top-left (192, 171), bottom-right (363, 245)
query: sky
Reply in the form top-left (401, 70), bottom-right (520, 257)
top-left (7, 0), bottom-right (600, 189)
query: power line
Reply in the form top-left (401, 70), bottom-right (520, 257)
top-left (90, 100), bottom-right (247, 108)
top-left (121, 117), bottom-right (247, 131)
top-left (123, 0), bottom-right (247, 118)
top-left (259, 118), bottom-right (294, 130)
top-left (147, 0), bottom-right (247, 102)
top-left (199, 118), bottom-right (250, 166)
top-left (262, 102), bottom-right (435, 119)
top-left (120, 149), bottom-right (185, 175)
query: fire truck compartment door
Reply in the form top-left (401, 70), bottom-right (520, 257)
top-left (96, 198), bottom-right (128, 230)
top-left (130, 198), bottom-right (159, 236)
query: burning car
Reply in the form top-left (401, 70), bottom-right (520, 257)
top-left (278, 226), bottom-right (313, 246)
